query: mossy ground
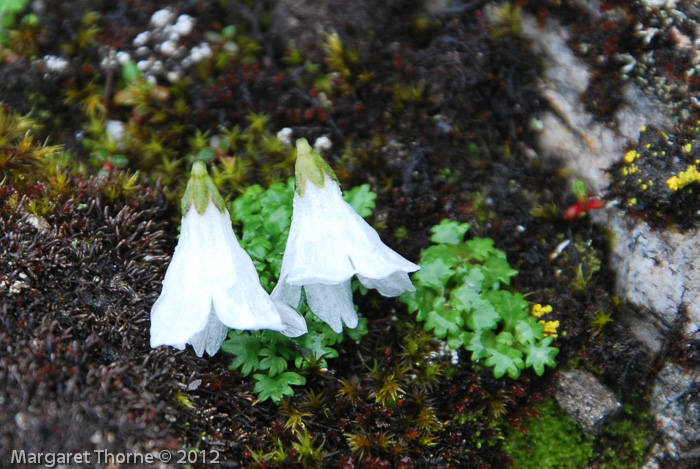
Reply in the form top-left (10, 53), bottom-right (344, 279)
top-left (0, 0), bottom-right (684, 466)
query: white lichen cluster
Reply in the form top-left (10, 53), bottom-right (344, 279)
top-left (151, 140), bottom-right (419, 356)
top-left (100, 8), bottom-right (214, 85)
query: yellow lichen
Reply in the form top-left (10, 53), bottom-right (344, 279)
top-left (539, 320), bottom-right (560, 339)
top-left (623, 150), bottom-right (638, 163)
top-left (531, 304), bottom-right (552, 318)
top-left (667, 165), bottom-right (700, 191)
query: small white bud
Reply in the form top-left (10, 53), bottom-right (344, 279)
top-left (115, 51), bottom-right (131, 65)
top-left (313, 136), bottom-right (332, 153)
top-left (160, 40), bottom-right (177, 56)
top-left (172, 14), bottom-right (194, 36)
top-left (133, 31), bottom-right (150, 47)
top-left (136, 59), bottom-right (151, 71)
top-left (105, 120), bottom-right (125, 142)
top-left (44, 55), bottom-right (69, 73)
top-left (150, 9), bottom-right (174, 29)
top-left (135, 46), bottom-right (150, 57)
top-left (276, 128), bottom-right (293, 146)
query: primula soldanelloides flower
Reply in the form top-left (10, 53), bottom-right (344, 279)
top-left (272, 139), bottom-right (420, 333)
top-left (150, 161), bottom-right (306, 357)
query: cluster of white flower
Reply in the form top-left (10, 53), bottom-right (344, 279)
top-left (150, 139), bottom-right (419, 356)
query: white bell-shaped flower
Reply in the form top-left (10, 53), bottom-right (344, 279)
top-left (272, 139), bottom-right (419, 333)
top-left (150, 161), bottom-right (307, 357)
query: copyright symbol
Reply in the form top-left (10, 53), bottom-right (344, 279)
top-left (159, 450), bottom-right (172, 462)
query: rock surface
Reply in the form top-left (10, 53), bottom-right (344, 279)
top-left (645, 363), bottom-right (700, 467)
top-left (553, 370), bottom-right (621, 435)
top-left (520, 9), bottom-right (700, 465)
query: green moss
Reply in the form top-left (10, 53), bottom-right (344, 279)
top-left (596, 404), bottom-right (656, 468)
top-left (504, 399), bottom-right (594, 468)
top-left (0, 104), bottom-right (61, 186)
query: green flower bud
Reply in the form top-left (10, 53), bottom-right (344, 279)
top-left (294, 138), bottom-right (339, 196)
top-left (181, 161), bottom-right (226, 217)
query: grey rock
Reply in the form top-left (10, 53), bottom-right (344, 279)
top-left (519, 10), bottom-right (700, 465)
top-left (553, 370), bottom-right (621, 435)
top-left (644, 363), bottom-right (700, 468)
top-left (521, 11), bottom-right (698, 343)
top-left (603, 211), bottom-right (700, 353)
top-left (520, 13), bottom-right (672, 194)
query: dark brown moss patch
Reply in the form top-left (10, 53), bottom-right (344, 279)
top-left (0, 178), bottom-right (266, 462)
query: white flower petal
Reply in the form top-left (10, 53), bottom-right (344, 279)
top-left (188, 307), bottom-right (229, 357)
top-left (204, 206), bottom-right (285, 331)
top-left (357, 271), bottom-right (416, 297)
top-left (151, 203), bottom-right (288, 355)
top-left (304, 281), bottom-right (357, 333)
top-left (150, 206), bottom-right (214, 349)
top-left (274, 300), bottom-right (308, 337)
top-left (276, 171), bottom-right (420, 332)
top-left (281, 174), bottom-right (418, 288)
top-left (271, 280), bottom-right (302, 310)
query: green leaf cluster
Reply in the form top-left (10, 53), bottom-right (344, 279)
top-left (401, 219), bottom-right (558, 379)
top-left (222, 315), bottom-right (367, 403)
top-left (222, 179), bottom-right (373, 402)
top-left (0, 0), bottom-right (31, 44)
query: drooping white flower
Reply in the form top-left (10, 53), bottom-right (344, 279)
top-left (272, 139), bottom-right (420, 333)
top-left (150, 161), bottom-right (306, 357)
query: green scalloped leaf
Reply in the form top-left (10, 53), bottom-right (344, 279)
top-left (295, 330), bottom-right (339, 368)
top-left (430, 219), bottom-right (470, 245)
top-left (515, 317), bottom-right (544, 345)
top-left (419, 244), bottom-right (460, 268)
top-left (258, 348), bottom-right (289, 377)
top-left (485, 346), bottom-right (524, 379)
top-left (263, 205), bottom-right (291, 236)
top-left (464, 237), bottom-right (500, 262)
top-left (414, 258), bottom-right (453, 291)
top-left (343, 184), bottom-right (376, 218)
top-left (465, 331), bottom-right (488, 361)
top-left (253, 372), bottom-right (306, 403)
top-left (483, 256), bottom-right (519, 287)
top-left (525, 337), bottom-right (559, 376)
top-left (424, 300), bottom-right (462, 339)
top-left (486, 290), bottom-right (528, 329)
top-left (222, 333), bottom-right (263, 377)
